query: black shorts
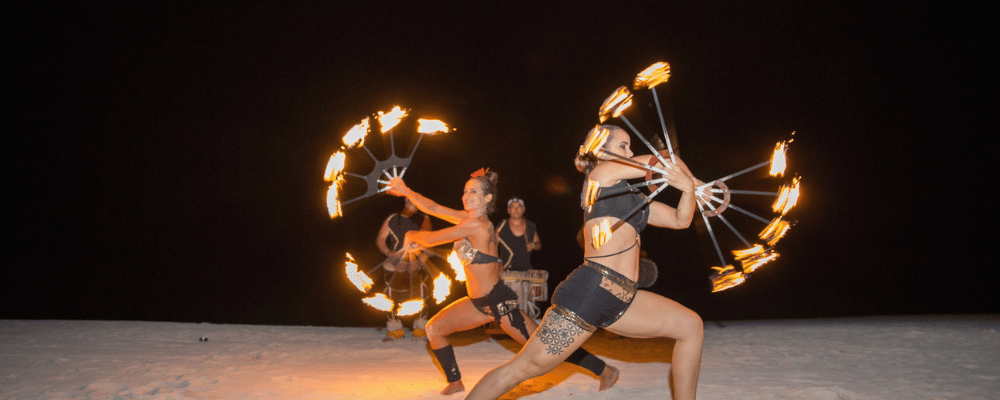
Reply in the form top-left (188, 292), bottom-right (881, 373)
top-left (549, 260), bottom-right (637, 332)
top-left (471, 281), bottom-right (521, 322)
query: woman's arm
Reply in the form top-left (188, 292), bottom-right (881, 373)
top-left (387, 177), bottom-right (468, 225)
top-left (591, 154), bottom-right (696, 191)
top-left (647, 192), bottom-right (697, 229)
top-left (404, 218), bottom-right (486, 249)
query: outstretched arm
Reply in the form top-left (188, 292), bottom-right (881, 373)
top-left (404, 218), bottom-right (486, 249)
top-left (386, 177), bottom-right (468, 225)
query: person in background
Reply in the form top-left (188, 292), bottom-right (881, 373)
top-left (375, 198), bottom-right (432, 341)
top-left (496, 197), bottom-right (545, 319)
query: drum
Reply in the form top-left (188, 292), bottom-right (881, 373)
top-left (636, 257), bottom-right (658, 288)
top-left (527, 269), bottom-right (549, 301)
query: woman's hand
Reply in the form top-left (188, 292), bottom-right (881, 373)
top-left (402, 231), bottom-right (424, 253)
top-left (386, 177), bottom-right (409, 197)
top-left (661, 160), bottom-right (696, 194)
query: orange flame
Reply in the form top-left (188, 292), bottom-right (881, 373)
top-left (633, 62), bottom-right (671, 89)
top-left (580, 125), bottom-right (611, 157)
top-left (772, 176), bottom-right (801, 215)
top-left (447, 251), bottom-right (467, 282)
top-left (433, 273), bottom-right (451, 304)
top-left (361, 293), bottom-right (394, 312)
top-left (396, 299), bottom-right (424, 316)
top-left (326, 182), bottom-right (343, 218)
top-left (732, 245), bottom-right (765, 260)
top-left (739, 250), bottom-right (778, 274)
top-left (583, 179), bottom-right (601, 211)
top-left (710, 265), bottom-right (747, 292)
top-left (342, 118), bottom-right (371, 148)
top-left (417, 119), bottom-right (450, 134)
top-left (769, 140), bottom-right (789, 177)
top-left (344, 253), bottom-right (373, 292)
top-left (377, 106), bottom-right (408, 133)
top-left (759, 217), bottom-right (791, 247)
top-left (324, 151), bottom-right (346, 182)
top-left (598, 86), bottom-right (633, 123)
top-left (591, 218), bottom-right (612, 250)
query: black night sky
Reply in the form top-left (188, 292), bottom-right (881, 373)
top-left (7, 2), bottom-right (994, 327)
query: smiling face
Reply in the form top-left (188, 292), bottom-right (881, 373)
top-left (603, 128), bottom-right (633, 159)
top-left (462, 179), bottom-right (493, 215)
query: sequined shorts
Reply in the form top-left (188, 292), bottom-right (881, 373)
top-left (471, 281), bottom-right (521, 322)
top-left (549, 260), bottom-right (638, 332)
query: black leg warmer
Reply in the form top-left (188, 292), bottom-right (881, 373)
top-left (432, 345), bottom-right (462, 383)
top-left (565, 348), bottom-right (606, 377)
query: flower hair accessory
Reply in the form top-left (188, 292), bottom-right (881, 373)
top-left (470, 168), bottom-right (490, 178)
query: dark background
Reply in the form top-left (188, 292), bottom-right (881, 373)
top-left (7, 2), bottom-right (993, 327)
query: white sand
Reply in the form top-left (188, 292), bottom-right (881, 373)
top-left (2, 316), bottom-right (997, 399)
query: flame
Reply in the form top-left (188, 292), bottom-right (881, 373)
top-left (361, 293), bottom-right (394, 312)
top-left (433, 273), bottom-right (451, 304)
top-left (324, 151), bottom-right (346, 182)
top-left (342, 118), bottom-right (371, 148)
top-left (591, 218), bottom-right (612, 250)
top-left (732, 245), bottom-right (765, 260)
top-left (377, 106), bottom-right (408, 133)
top-left (769, 140), bottom-right (789, 177)
top-left (598, 86), bottom-right (633, 123)
top-left (583, 179), bottom-right (601, 210)
top-left (759, 217), bottom-right (792, 247)
top-left (344, 253), bottom-right (373, 292)
top-left (326, 182), bottom-right (343, 218)
top-left (739, 249), bottom-right (778, 274)
top-left (580, 125), bottom-right (611, 157)
top-left (772, 176), bottom-right (801, 215)
top-left (710, 265), bottom-right (747, 292)
top-left (417, 119), bottom-right (450, 134)
top-left (633, 62), bottom-right (671, 89)
top-left (396, 299), bottom-right (424, 316)
top-left (447, 251), bottom-right (467, 282)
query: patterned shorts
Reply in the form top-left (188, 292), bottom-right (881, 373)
top-left (471, 281), bottom-right (521, 322)
top-left (549, 260), bottom-right (638, 332)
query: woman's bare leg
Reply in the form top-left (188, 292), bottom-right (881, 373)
top-left (605, 290), bottom-right (703, 400)
top-left (426, 297), bottom-right (494, 395)
top-left (497, 310), bottom-right (617, 390)
top-left (466, 309), bottom-right (594, 400)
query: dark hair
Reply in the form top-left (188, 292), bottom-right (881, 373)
top-left (470, 170), bottom-right (499, 214)
top-left (575, 125), bottom-right (624, 175)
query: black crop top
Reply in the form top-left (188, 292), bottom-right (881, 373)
top-left (583, 179), bottom-right (649, 233)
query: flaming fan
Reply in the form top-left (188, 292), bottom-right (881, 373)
top-left (696, 139), bottom-right (800, 292)
top-left (582, 62), bottom-right (801, 292)
top-left (344, 249), bottom-right (460, 317)
top-left (324, 106), bottom-right (451, 218)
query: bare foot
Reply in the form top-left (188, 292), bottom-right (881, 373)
top-left (599, 364), bottom-right (620, 391)
top-left (441, 380), bottom-right (465, 395)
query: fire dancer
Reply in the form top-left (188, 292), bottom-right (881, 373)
top-left (387, 170), bottom-right (619, 395)
top-left (496, 197), bottom-right (545, 319)
top-left (466, 126), bottom-right (704, 400)
top-left (375, 198), bottom-right (433, 341)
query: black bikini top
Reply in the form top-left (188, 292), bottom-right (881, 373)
top-left (454, 238), bottom-right (502, 265)
top-left (583, 179), bottom-right (649, 233)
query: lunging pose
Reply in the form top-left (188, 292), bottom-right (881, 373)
top-left (387, 170), bottom-right (618, 395)
top-left (466, 126), bottom-right (705, 400)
